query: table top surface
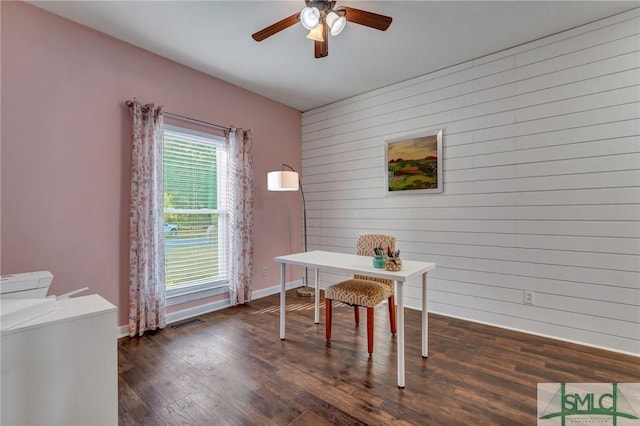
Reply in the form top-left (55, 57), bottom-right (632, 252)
top-left (1, 294), bottom-right (116, 335)
top-left (274, 250), bottom-right (436, 282)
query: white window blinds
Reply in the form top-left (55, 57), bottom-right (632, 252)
top-left (163, 127), bottom-right (228, 291)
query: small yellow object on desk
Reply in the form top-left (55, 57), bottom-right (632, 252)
top-left (384, 258), bottom-right (402, 271)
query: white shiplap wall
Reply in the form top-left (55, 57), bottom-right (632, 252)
top-left (301, 9), bottom-right (640, 356)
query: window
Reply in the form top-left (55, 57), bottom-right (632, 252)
top-left (163, 125), bottom-right (228, 305)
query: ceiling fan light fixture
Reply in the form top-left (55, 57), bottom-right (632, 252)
top-left (300, 6), bottom-right (320, 30)
top-left (306, 23), bottom-right (324, 42)
top-left (251, 2), bottom-right (393, 59)
top-left (326, 11), bottom-right (346, 36)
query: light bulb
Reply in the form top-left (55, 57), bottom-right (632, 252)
top-left (300, 7), bottom-right (320, 30)
top-left (306, 23), bottom-right (324, 42)
top-left (326, 11), bottom-right (346, 36)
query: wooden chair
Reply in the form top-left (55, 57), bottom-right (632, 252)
top-left (325, 234), bottom-right (397, 355)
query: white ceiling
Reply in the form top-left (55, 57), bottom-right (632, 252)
top-left (29, 1), bottom-right (639, 112)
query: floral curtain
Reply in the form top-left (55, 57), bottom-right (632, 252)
top-left (227, 127), bottom-right (254, 305)
top-left (128, 99), bottom-right (166, 336)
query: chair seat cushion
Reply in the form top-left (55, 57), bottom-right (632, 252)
top-left (325, 279), bottom-right (393, 307)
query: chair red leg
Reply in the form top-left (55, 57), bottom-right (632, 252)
top-left (354, 306), bottom-right (360, 325)
top-left (388, 295), bottom-right (397, 335)
top-left (325, 298), bottom-right (332, 341)
top-left (367, 307), bottom-right (374, 354)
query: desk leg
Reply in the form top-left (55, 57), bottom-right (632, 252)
top-left (422, 273), bottom-right (428, 358)
top-left (280, 262), bottom-right (286, 340)
top-left (314, 269), bottom-right (320, 324)
top-left (397, 280), bottom-right (405, 389)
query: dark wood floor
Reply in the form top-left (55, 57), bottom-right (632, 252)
top-left (118, 290), bottom-right (639, 425)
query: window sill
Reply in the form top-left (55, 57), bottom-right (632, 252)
top-left (166, 282), bottom-right (228, 307)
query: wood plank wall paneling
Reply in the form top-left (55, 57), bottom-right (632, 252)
top-left (301, 9), bottom-right (640, 356)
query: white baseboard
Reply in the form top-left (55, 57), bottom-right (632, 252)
top-left (428, 309), bottom-right (640, 359)
top-left (251, 279), bottom-right (303, 299)
top-left (118, 279), bottom-right (304, 338)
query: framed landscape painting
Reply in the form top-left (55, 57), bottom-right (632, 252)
top-left (385, 129), bottom-right (443, 194)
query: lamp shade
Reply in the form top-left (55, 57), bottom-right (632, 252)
top-left (306, 23), bottom-right (325, 42)
top-left (300, 7), bottom-right (320, 30)
top-left (326, 11), bottom-right (346, 36)
top-left (268, 171), bottom-right (299, 191)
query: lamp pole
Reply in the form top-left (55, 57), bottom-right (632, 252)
top-left (280, 164), bottom-right (312, 296)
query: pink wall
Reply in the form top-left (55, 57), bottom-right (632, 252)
top-left (0, 2), bottom-right (303, 326)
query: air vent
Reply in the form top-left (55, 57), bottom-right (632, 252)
top-left (170, 318), bottom-right (204, 329)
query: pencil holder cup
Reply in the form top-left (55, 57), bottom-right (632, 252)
top-left (384, 258), bottom-right (402, 271)
top-left (373, 256), bottom-right (385, 269)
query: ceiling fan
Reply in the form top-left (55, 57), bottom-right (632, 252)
top-left (251, 1), bottom-right (392, 58)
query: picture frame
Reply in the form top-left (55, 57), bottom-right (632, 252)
top-left (385, 129), bottom-right (443, 194)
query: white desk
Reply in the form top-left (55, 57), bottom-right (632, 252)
top-left (1, 294), bottom-right (117, 425)
top-left (274, 250), bottom-right (436, 388)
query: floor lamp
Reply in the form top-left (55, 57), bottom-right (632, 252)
top-left (267, 164), bottom-right (313, 297)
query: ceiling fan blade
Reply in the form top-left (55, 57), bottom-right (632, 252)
top-left (342, 7), bottom-right (392, 31)
top-left (252, 13), bottom-right (299, 42)
top-left (314, 23), bottom-right (329, 58)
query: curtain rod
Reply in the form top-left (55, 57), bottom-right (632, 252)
top-left (125, 100), bottom-right (231, 132)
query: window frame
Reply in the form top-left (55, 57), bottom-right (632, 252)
top-left (162, 124), bottom-right (228, 306)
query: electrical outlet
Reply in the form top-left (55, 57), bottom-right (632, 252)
top-left (523, 290), bottom-right (535, 305)
top-left (261, 266), bottom-right (268, 277)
